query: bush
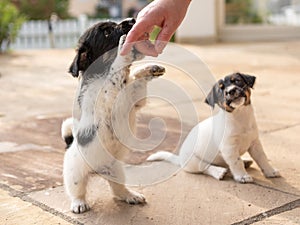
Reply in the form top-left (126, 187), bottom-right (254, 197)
top-left (225, 0), bottom-right (263, 24)
top-left (0, 1), bottom-right (26, 53)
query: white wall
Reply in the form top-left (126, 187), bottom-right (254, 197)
top-left (176, 0), bottom-right (217, 43)
top-left (69, 0), bottom-right (98, 17)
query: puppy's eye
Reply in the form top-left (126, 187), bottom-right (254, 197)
top-left (104, 30), bottom-right (110, 37)
top-left (235, 79), bottom-right (242, 85)
top-left (104, 29), bottom-right (113, 38)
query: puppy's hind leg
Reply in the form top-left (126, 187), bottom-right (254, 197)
top-left (203, 165), bottom-right (228, 180)
top-left (108, 163), bottom-right (145, 204)
top-left (184, 156), bottom-right (228, 180)
top-left (109, 181), bottom-right (146, 204)
top-left (63, 144), bottom-right (91, 214)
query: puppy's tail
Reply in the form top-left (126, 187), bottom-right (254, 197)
top-left (146, 151), bottom-right (180, 166)
top-left (61, 117), bottom-right (74, 149)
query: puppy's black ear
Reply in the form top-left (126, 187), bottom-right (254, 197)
top-left (205, 83), bottom-right (218, 108)
top-left (240, 73), bottom-right (256, 89)
top-left (69, 49), bottom-right (87, 77)
top-left (69, 52), bottom-right (80, 77)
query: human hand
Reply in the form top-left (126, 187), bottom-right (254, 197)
top-left (121, 0), bottom-right (191, 57)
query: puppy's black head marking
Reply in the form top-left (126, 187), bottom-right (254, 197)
top-left (224, 72), bottom-right (256, 89)
top-left (69, 18), bottom-right (136, 77)
top-left (205, 72), bottom-right (256, 112)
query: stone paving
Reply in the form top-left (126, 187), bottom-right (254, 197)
top-left (0, 41), bottom-right (299, 225)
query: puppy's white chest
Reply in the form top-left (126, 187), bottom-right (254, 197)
top-left (220, 105), bottom-right (259, 152)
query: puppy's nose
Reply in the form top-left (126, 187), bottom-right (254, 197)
top-left (122, 18), bottom-right (135, 26)
top-left (226, 88), bottom-right (242, 97)
top-left (227, 89), bottom-right (236, 96)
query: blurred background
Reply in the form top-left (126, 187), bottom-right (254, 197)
top-left (1, 0), bottom-right (300, 52)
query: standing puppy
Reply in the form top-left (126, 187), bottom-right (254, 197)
top-left (62, 18), bottom-right (165, 213)
top-left (147, 73), bottom-right (280, 183)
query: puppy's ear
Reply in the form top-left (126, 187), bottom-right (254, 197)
top-left (69, 49), bottom-right (87, 77)
top-left (240, 73), bottom-right (256, 89)
top-left (205, 83), bottom-right (219, 108)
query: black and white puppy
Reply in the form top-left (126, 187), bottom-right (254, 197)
top-left (61, 18), bottom-right (165, 213)
top-left (147, 73), bottom-right (280, 183)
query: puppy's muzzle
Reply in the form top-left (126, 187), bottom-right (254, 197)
top-left (225, 87), bottom-right (246, 105)
top-left (120, 18), bottom-right (136, 33)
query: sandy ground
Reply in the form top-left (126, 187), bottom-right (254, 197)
top-left (0, 41), bottom-right (300, 225)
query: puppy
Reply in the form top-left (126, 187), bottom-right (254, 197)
top-left (147, 73), bottom-right (280, 183)
top-left (61, 18), bottom-right (165, 213)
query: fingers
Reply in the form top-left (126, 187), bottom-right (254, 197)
top-left (121, 38), bottom-right (159, 57)
top-left (155, 25), bottom-right (174, 54)
top-left (120, 31), bottom-right (141, 55)
top-left (120, 42), bottom-right (134, 56)
top-left (120, 21), bottom-right (152, 56)
top-left (135, 40), bottom-right (159, 57)
top-left (121, 23), bottom-right (159, 57)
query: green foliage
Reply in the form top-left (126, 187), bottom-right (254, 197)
top-left (225, 0), bottom-right (263, 24)
top-left (19, 0), bottom-right (70, 20)
top-left (0, 0), bottom-right (26, 53)
top-left (93, 5), bottom-right (110, 19)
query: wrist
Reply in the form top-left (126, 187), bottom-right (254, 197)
top-left (176, 0), bottom-right (191, 8)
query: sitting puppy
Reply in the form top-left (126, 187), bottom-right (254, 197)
top-left (61, 18), bottom-right (165, 213)
top-left (147, 73), bottom-right (280, 183)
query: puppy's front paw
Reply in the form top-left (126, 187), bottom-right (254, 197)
top-left (118, 35), bottom-right (144, 63)
top-left (264, 169), bottom-right (281, 178)
top-left (148, 64), bottom-right (165, 77)
top-left (234, 174), bottom-right (253, 183)
top-left (134, 64), bottom-right (165, 80)
top-left (71, 199), bottom-right (90, 214)
top-left (118, 35), bottom-right (127, 52)
top-left (116, 190), bottom-right (146, 205)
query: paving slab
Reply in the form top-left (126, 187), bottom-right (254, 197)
top-left (255, 207), bottom-right (300, 225)
top-left (252, 125), bottom-right (300, 196)
top-left (0, 188), bottom-right (71, 225)
top-left (28, 172), bottom-right (299, 225)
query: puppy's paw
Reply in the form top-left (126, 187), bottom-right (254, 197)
top-left (234, 174), bottom-right (253, 183)
top-left (206, 166), bottom-right (228, 180)
top-left (116, 190), bottom-right (146, 205)
top-left (148, 64), bottom-right (165, 77)
top-left (118, 35), bottom-right (144, 63)
top-left (118, 35), bottom-right (127, 52)
top-left (134, 64), bottom-right (165, 80)
top-left (132, 47), bottom-right (144, 61)
top-left (264, 169), bottom-right (281, 178)
top-left (71, 199), bottom-right (90, 214)
top-left (214, 167), bottom-right (228, 180)
top-left (125, 190), bottom-right (146, 205)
